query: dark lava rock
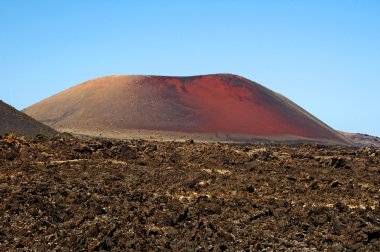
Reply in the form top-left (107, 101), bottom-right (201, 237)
top-left (0, 136), bottom-right (379, 250)
top-left (330, 157), bottom-right (350, 169)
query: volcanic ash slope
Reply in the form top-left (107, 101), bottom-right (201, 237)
top-left (22, 74), bottom-right (348, 144)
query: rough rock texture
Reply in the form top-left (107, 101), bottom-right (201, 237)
top-left (0, 100), bottom-right (57, 137)
top-left (23, 74), bottom-right (348, 144)
top-left (1, 135), bottom-right (379, 250)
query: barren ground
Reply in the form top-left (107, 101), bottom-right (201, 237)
top-left (58, 128), bottom-right (348, 145)
top-left (1, 135), bottom-right (380, 251)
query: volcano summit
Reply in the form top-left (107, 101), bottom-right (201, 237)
top-left (23, 74), bottom-right (348, 144)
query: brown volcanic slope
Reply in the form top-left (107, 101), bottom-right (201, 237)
top-left (23, 74), bottom-right (348, 144)
top-left (0, 100), bottom-right (57, 137)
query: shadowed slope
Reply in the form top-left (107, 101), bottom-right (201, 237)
top-left (0, 100), bottom-right (57, 137)
top-left (23, 74), bottom-right (348, 144)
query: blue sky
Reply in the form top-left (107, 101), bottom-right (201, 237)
top-left (1, 0), bottom-right (379, 136)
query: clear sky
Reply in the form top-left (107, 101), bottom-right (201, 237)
top-left (1, 0), bottom-right (379, 136)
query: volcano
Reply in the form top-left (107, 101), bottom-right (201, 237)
top-left (22, 74), bottom-right (348, 144)
top-left (0, 100), bottom-right (57, 137)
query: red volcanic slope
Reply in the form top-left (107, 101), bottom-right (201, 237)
top-left (23, 74), bottom-right (347, 143)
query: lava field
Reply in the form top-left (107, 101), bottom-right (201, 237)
top-left (1, 135), bottom-right (380, 251)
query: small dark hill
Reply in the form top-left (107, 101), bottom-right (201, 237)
top-left (0, 100), bottom-right (57, 137)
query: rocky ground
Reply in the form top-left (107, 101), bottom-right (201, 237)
top-left (1, 135), bottom-right (380, 251)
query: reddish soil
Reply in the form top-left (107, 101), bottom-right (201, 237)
top-left (22, 74), bottom-right (348, 144)
top-left (1, 134), bottom-right (380, 250)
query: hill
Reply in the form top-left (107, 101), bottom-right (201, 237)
top-left (23, 74), bottom-right (348, 144)
top-left (339, 131), bottom-right (380, 147)
top-left (0, 100), bottom-right (57, 137)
